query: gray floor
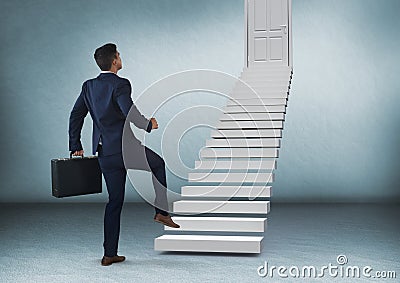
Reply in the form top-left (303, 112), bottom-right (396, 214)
top-left (0, 203), bottom-right (399, 283)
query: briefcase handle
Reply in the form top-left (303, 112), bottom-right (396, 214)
top-left (70, 152), bottom-right (84, 159)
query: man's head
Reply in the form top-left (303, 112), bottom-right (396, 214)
top-left (94, 43), bottom-right (122, 73)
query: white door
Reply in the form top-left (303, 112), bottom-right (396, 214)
top-left (246, 0), bottom-right (290, 67)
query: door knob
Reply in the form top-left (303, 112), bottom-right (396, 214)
top-left (280, 24), bottom-right (287, 34)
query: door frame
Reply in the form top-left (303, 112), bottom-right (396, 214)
top-left (244, 0), bottom-right (292, 68)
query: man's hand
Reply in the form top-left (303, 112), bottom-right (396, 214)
top-left (150, 118), bottom-right (158, 129)
top-left (72, 150), bottom-right (84, 156)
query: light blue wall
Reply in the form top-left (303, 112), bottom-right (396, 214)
top-left (278, 0), bottom-right (400, 202)
top-left (0, 0), bottom-right (399, 202)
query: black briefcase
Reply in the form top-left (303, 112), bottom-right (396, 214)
top-left (51, 154), bottom-right (102, 198)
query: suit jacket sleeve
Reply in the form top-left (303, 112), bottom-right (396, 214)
top-left (114, 78), bottom-right (152, 133)
top-left (69, 82), bottom-right (89, 152)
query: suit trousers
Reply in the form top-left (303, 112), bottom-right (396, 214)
top-left (97, 145), bottom-right (169, 257)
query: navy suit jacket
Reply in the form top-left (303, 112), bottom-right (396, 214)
top-left (69, 72), bottom-right (152, 156)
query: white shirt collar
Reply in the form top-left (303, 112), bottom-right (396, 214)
top-left (100, 71), bottom-right (114, 74)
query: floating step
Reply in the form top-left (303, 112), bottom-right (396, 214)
top-left (206, 138), bottom-right (280, 148)
top-left (217, 120), bottom-right (283, 129)
top-left (233, 85), bottom-right (289, 93)
top-left (240, 70), bottom-right (292, 79)
top-left (240, 74), bottom-right (291, 80)
top-left (238, 79), bottom-right (290, 85)
top-left (154, 234), bottom-right (264, 253)
top-left (164, 216), bottom-right (267, 232)
top-left (233, 88), bottom-right (289, 94)
top-left (173, 200), bottom-right (270, 214)
top-left (188, 172), bottom-right (273, 183)
top-left (238, 80), bottom-right (290, 87)
top-left (240, 75), bottom-right (292, 81)
top-left (224, 105), bottom-right (286, 113)
top-left (239, 78), bottom-right (291, 84)
top-left (245, 64), bottom-right (291, 68)
top-left (236, 80), bottom-right (290, 86)
top-left (211, 129), bottom-right (281, 138)
top-left (194, 160), bottom-right (276, 170)
top-left (224, 105), bottom-right (286, 114)
top-left (242, 68), bottom-right (292, 73)
top-left (234, 85), bottom-right (288, 92)
top-left (219, 113), bottom-right (285, 121)
top-left (244, 64), bottom-right (292, 70)
top-left (227, 98), bottom-right (287, 106)
top-left (200, 148), bottom-right (278, 158)
top-left (231, 91), bottom-right (288, 99)
top-left (239, 76), bottom-right (291, 82)
top-left (181, 185), bottom-right (272, 198)
top-left (235, 82), bottom-right (290, 89)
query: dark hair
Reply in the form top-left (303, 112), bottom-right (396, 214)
top-left (94, 43), bottom-right (117, 71)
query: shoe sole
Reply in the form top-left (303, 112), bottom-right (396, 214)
top-left (101, 260), bottom-right (125, 266)
top-left (154, 219), bottom-right (180, 229)
top-left (101, 262), bottom-right (112, 266)
top-left (101, 258), bottom-right (125, 266)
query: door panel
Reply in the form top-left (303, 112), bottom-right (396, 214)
top-left (254, 38), bottom-right (267, 61)
top-left (270, 37), bottom-right (283, 60)
top-left (254, 0), bottom-right (267, 30)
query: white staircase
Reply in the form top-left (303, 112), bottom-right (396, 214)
top-left (154, 66), bottom-right (293, 253)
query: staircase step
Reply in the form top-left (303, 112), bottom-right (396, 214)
top-left (224, 105), bottom-right (285, 113)
top-left (227, 98), bottom-right (287, 106)
top-left (206, 138), bottom-right (280, 148)
top-left (234, 85), bottom-right (289, 93)
top-left (240, 70), bottom-right (292, 79)
top-left (240, 74), bottom-right (291, 80)
top-left (219, 113), bottom-right (285, 121)
top-left (235, 83), bottom-right (289, 90)
top-left (200, 148), bottom-right (278, 158)
top-left (173, 200), bottom-right (270, 214)
top-left (242, 67), bottom-right (292, 73)
top-left (194, 160), bottom-right (276, 170)
top-left (246, 64), bottom-right (291, 68)
top-left (188, 172), bottom-right (273, 183)
top-left (239, 77), bottom-right (290, 83)
top-left (245, 64), bottom-right (292, 69)
top-left (164, 216), bottom-right (267, 232)
top-left (231, 92), bottom-right (288, 99)
top-left (238, 78), bottom-right (290, 84)
top-left (241, 82), bottom-right (290, 89)
top-left (181, 185), bottom-right (272, 198)
top-left (245, 64), bottom-right (291, 69)
top-left (211, 129), bottom-right (281, 138)
top-left (154, 234), bottom-right (264, 253)
top-left (217, 120), bottom-right (283, 129)
top-left (241, 76), bottom-right (292, 82)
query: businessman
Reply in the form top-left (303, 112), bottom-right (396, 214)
top-left (69, 43), bottom-right (179, 266)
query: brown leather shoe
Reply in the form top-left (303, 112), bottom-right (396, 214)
top-left (101, 255), bottom-right (126, 266)
top-left (154, 213), bottom-right (180, 228)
